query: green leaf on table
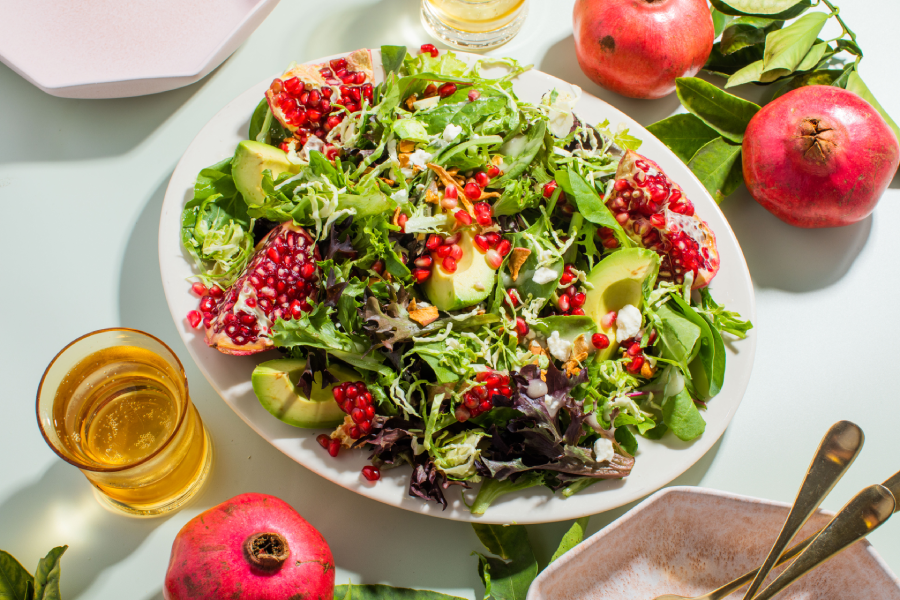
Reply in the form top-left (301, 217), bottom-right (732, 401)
top-left (720, 17), bottom-right (782, 55)
top-left (761, 12), bottom-right (829, 75)
top-left (646, 114), bottom-right (720, 164)
top-left (687, 137), bottom-right (743, 203)
top-left (705, 43), bottom-right (765, 78)
top-left (336, 584), bottom-right (467, 600)
top-left (662, 388), bottom-right (706, 441)
top-left (0, 550), bottom-right (35, 600)
top-left (550, 517), bottom-right (590, 564)
top-left (846, 72), bottom-right (900, 143)
top-left (835, 38), bottom-right (863, 57)
top-left (712, 8), bottom-right (732, 38)
top-left (725, 59), bottom-right (765, 87)
top-left (710, 0), bottom-right (812, 19)
top-left (33, 547), bottom-right (66, 600)
top-left (675, 77), bottom-right (760, 142)
top-left (473, 524), bottom-right (538, 600)
top-left (771, 69), bottom-right (843, 99)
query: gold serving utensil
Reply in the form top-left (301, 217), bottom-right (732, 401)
top-left (650, 420), bottom-right (865, 600)
top-left (650, 469), bottom-right (899, 600)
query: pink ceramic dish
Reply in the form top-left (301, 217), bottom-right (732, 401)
top-left (529, 486), bottom-right (900, 600)
top-left (0, 0), bottom-right (280, 98)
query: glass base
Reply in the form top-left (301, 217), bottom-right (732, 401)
top-left (421, 3), bottom-right (528, 51)
top-left (93, 426), bottom-right (213, 518)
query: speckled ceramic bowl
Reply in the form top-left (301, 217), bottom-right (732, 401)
top-left (529, 487), bottom-right (900, 600)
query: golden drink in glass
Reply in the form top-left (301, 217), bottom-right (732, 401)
top-left (37, 329), bottom-right (212, 517)
top-left (421, 0), bottom-right (528, 49)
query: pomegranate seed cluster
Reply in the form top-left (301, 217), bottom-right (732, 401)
top-left (188, 226), bottom-right (318, 348)
top-left (556, 264), bottom-right (586, 316)
top-left (332, 381), bottom-right (377, 439)
top-left (455, 371), bottom-right (513, 422)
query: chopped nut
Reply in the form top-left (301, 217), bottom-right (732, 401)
top-left (398, 140), bottom-right (417, 153)
top-left (529, 341), bottom-right (548, 357)
top-left (398, 153), bottom-right (411, 168)
top-left (392, 206), bottom-right (402, 227)
top-left (379, 177), bottom-right (396, 186)
top-left (408, 298), bottom-right (417, 312)
top-left (425, 188), bottom-right (441, 204)
top-left (409, 305), bottom-right (440, 326)
top-left (640, 362), bottom-right (656, 379)
top-left (404, 94), bottom-right (417, 110)
top-left (564, 362), bottom-right (582, 377)
top-left (573, 334), bottom-right (589, 358)
top-left (509, 247), bottom-right (532, 282)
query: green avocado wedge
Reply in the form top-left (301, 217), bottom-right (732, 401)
top-left (232, 140), bottom-right (301, 206)
top-left (423, 229), bottom-right (497, 311)
top-left (583, 248), bottom-right (660, 360)
top-left (251, 359), bottom-right (359, 428)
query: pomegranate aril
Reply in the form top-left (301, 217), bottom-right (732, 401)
top-left (345, 384), bottom-right (359, 399)
top-left (515, 317), bottom-right (529, 337)
top-left (558, 294), bottom-right (570, 312)
top-left (187, 310), bottom-right (202, 328)
top-left (448, 244), bottom-right (463, 260)
top-left (420, 43), bottom-right (439, 57)
top-left (351, 408), bottom-right (366, 424)
top-left (365, 405), bottom-right (376, 419)
top-left (328, 439), bottom-right (341, 457)
top-left (464, 392), bottom-right (479, 409)
top-left (464, 182), bottom-right (481, 200)
top-left (572, 292), bottom-right (586, 307)
top-left (496, 239), bottom-right (511, 257)
top-left (479, 400), bottom-right (492, 412)
top-left (487, 165), bottom-right (500, 177)
top-left (486, 249), bottom-right (503, 269)
top-left (414, 255), bottom-right (433, 267)
top-left (330, 58), bottom-right (347, 72)
top-left (426, 234), bottom-right (443, 250)
top-left (485, 375), bottom-right (501, 387)
top-left (454, 210), bottom-right (473, 225)
top-left (474, 234), bottom-right (490, 252)
top-left (317, 434), bottom-right (330, 449)
top-left (455, 405), bottom-right (471, 422)
top-left (326, 115), bottom-right (342, 130)
top-left (444, 184), bottom-right (458, 200)
top-left (200, 296), bottom-right (216, 312)
top-left (301, 261), bottom-right (316, 278)
top-left (349, 426), bottom-right (361, 439)
top-left (475, 172), bottom-right (490, 187)
top-left (397, 213), bottom-right (408, 232)
top-left (333, 386), bottom-right (346, 402)
top-left (571, 308), bottom-right (586, 316)
top-left (543, 180), bottom-right (558, 198)
top-left (485, 232), bottom-right (500, 247)
top-left (307, 109), bottom-right (322, 123)
top-left (627, 343), bottom-right (642, 356)
top-left (438, 82), bottom-right (457, 98)
top-left (209, 285), bottom-right (224, 298)
top-left (468, 90), bottom-right (481, 101)
top-left (601, 311), bottom-right (617, 329)
top-left (442, 257), bottom-right (458, 273)
top-left (627, 356), bottom-right (645, 373)
top-left (361, 465), bottom-right (381, 481)
top-left (362, 83), bottom-right (374, 101)
top-left (436, 244), bottom-right (452, 258)
top-left (359, 421), bottom-right (372, 435)
top-left (412, 268), bottom-right (431, 282)
top-left (191, 282), bottom-right (208, 296)
top-left (444, 233), bottom-right (461, 245)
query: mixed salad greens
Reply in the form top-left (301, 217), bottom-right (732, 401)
top-left (181, 45), bottom-right (751, 514)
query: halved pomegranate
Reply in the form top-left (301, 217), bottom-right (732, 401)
top-left (604, 150), bottom-right (719, 288)
top-left (265, 49), bottom-right (375, 153)
top-left (200, 223), bottom-right (320, 356)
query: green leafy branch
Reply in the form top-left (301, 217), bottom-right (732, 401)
top-left (648, 0), bottom-right (897, 204)
top-left (0, 546), bottom-right (66, 600)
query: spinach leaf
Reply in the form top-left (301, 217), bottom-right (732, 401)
top-left (491, 120), bottom-right (546, 186)
top-left (550, 517), bottom-right (590, 563)
top-left (0, 550), bottom-right (34, 600)
top-left (654, 303), bottom-right (701, 369)
top-left (473, 524), bottom-right (538, 600)
top-left (555, 169), bottom-right (631, 247)
top-left (336, 584), bottom-right (467, 600)
top-left (381, 45), bottom-right (408, 78)
top-left (248, 97), bottom-right (269, 141)
top-left (662, 388), bottom-right (706, 441)
top-left (614, 425), bottom-right (639, 455)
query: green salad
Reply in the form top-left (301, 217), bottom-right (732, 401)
top-left (181, 44), bottom-right (752, 513)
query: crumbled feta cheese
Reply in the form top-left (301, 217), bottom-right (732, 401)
top-left (544, 394), bottom-right (563, 418)
top-left (412, 96), bottom-right (440, 111)
top-left (593, 437), bottom-right (614, 463)
top-left (532, 267), bottom-right (559, 285)
top-left (408, 148), bottom-right (432, 171)
top-left (442, 123), bottom-right (463, 143)
top-left (390, 189), bottom-right (408, 203)
top-left (543, 86), bottom-right (582, 138)
top-left (616, 304), bottom-right (642, 343)
top-left (547, 330), bottom-right (572, 362)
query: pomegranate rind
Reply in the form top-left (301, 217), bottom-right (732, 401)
top-left (742, 85), bottom-right (900, 228)
top-left (163, 493), bottom-right (334, 600)
top-left (610, 150), bottom-right (719, 289)
top-left (204, 222), bottom-right (319, 356)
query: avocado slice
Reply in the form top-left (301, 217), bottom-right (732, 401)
top-left (233, 140), bottom-right (301, 206)
top-left (583, 248), bottom-right (660, 360)
top-left (423, 230), bottom-right (497, 311)
top-left (251, 359), bottom-right (359, 428)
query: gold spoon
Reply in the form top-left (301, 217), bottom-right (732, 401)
top-left (651, 420), bottom-right (865, 600)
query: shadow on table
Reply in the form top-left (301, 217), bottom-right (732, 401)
top-left (0, 61), bottom-right (206, 164)
top-left (539, 35), bottom-right (682, 127)
top-left (0, 462), bottom-right (164, 598)
top-left (721, 189), bottom-right (872, 293)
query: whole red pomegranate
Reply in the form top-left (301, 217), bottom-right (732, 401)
top-left (743, 86), bottom-right (899, 228)
top-left (164, 493), bottom-right (334, 600)
top-left (572, 0), bottom-right (714, 99)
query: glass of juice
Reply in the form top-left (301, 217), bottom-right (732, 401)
top-left (37, 328), bottom-right (213, 517)
top-left (421, 0), bottom-right (529, 50)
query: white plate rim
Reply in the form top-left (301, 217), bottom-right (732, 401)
top-left (157, 49), bottom-right (757, 524)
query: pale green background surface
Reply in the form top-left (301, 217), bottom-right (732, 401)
top-left (1, 1), bottom-right (899, 598)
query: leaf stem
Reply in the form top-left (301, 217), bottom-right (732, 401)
top-left (819, 0), bottom-right (856, 42)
